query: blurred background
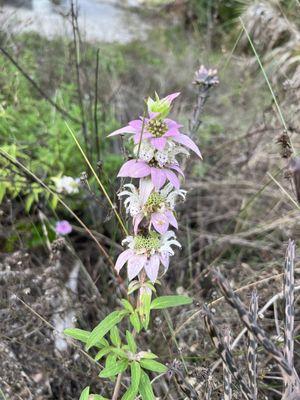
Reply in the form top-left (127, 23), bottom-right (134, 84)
top-left (1, 0), bottom-right (300, 399)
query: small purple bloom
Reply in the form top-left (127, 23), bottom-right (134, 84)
top-left (55, 220), bottom-right (72, 236)
top-left (193, 65), bottom-right (219, 87)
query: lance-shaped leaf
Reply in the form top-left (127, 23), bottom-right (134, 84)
top-left (203, 306), bottom-right (252, 400)
top-left (150, 295), bottom-right (193, 310)
top-left (99, 359), bottom-right (129, 378)
top-left (122, 361), bottom-right (141, 400)
top-left (140, 359), bottom-right (168, 373)
top-left (139, 370), bottom-right (155, 400)
top-left (64, 328), bottom-right (108, 348)
top-left (126, 330), bottom-right (137, 353)
top-left (86, 310), bottom-right (128, 350)
top-left (79, 387), bottom-right (90, 400)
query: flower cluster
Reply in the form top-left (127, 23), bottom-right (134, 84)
top-left (193, 65), bottom-right (219, 87)
top-left (54, 175), bottom-right (80, 194)
top-left (109, 92), bottom-right (201, 283)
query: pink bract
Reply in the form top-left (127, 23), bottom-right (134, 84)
top-left (117, 159), bottom-right (184, 190)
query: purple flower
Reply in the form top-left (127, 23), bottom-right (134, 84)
top-left (117, 159), bottom-right (184, 190)
top-left (55, 220), bottom-right (72, 236)
top-left (115, 231), bottom-right (181, 282)
top-left (107, 92), bottom-right (202, 158)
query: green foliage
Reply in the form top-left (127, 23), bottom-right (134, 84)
top-left (79, 387), bottom-right (90, 400)
top-left (150, 295), bottom-right (193, 310)
top-left (139, 359), bottom-right (168, 374)
top-left (139, 370), bottom-right (155, 400)
top-left (86, 310), bottom-right (129, 350)
top-left (121, 362), bottom-right (141, 400)
top-left (126, 331), bottom-right (137, 353)
top-left (99, 359), bottom-right (129, 378)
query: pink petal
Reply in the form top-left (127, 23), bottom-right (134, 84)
top-left (129, 119), bottom-right (143, 130)
top-left (173, 134), bottom-right (202, 158)
top-left (165, 169), bottom-right (180, 189)
top-left (165, 210), bottom-right (178, 229)
top-left (127, 255), bottom-right (147, 281)
top-left (163, 92), bottom-right (180, 105)
top-left (144, 254), bottom-right (160, 283)
top-left (165, 118), bottom-right (183, 129)
top-left (164, 127), bottom-right (180, 137)
top-left (151, 212), bottom-right (169, 234)
top-left (115, 249), bottom-right (134, 273)
top-left (169, 164), bottom-right (184, 177)
top-left (118, 160), bottom-right (151, 178)
top-left (133, 213), bottom-right (144, 234)
top-left (159, 251), bottom-right (170, 271)
top-left (151, 168), bottom-right (167, 190)
top-left (133, 131), bottom-right (153, 144)
top-left (107, 125), bottom-right (135, 137)
top-left (150, 137), bottom-right (167, 151)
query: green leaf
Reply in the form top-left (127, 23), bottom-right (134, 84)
top-left (140, 359), bottom-right (168, 374)
top-left (50, 194), bottom-right (58, 210)
top-left (0, 183), bottom-right (6, 203)
top-left (99, 359), bottom-right (128, 378)
top-left (79, 386), bottom-right (89, 400)
top-left (121, 361), bottom-right (141, 400)
top-left (105, 353), bottom-right (117, 369)
top-left (150, 295), bottom-right (193, 310)
top-left (89, 396), bottom-right (108, 400)
top-left (64, 328), bottom-right (90, 343)
top-left (110, 326), bottom-right (121, 347)
top-left (130, 361), bottom-right (141, 391)
top-left (139, 351), bottom-right (158, 359)
top-left (95, 347), bottom-right (113, 361)
top-left (121, 299), bottom-right (134, 313)
top-left (111, 348), bottom-right (128, 358)
top-left (129, 311), bottom-right (141, 333)
top-left (25, 193), bottom-right (35, 212)
top-left (64, 328), bottom-right (107, 348)
top-left (87, 310), bottom-right (128, 350)
top-left (126, 331), bottom-right (137, 353)
top-left (139, 292), bottom-right (152, 330)
top-left (139, 370), bottom-right (155, 400)
top-left (127, 281), bottom-right (140, 295)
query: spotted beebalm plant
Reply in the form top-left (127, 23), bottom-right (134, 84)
top-left (64, 91), bottom-right (201, 399)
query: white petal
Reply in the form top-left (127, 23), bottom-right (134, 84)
top-left (127, 255), bottom-right (147, 281)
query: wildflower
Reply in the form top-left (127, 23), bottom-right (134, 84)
top-left (115, 231), bottom-right (181, 282)
top-left (117, 159), bottom-right (184, 190)
top-left (135, 141), bottom-right (190, 167)
top-left (55, 220), bottom-right (72, 236)
top-left (55, 176), bottom-right (80, 194)
top-left (119, 180), bottom-right (186, 234)
top-left (108, 92), bottom-right (202, 158)
top-left (193, 65), bottom-right (219, 87)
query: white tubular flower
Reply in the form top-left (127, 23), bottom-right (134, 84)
top-left (134, 141), bottom-right (190, 168)
top-left (118, 179), bottom-right (186, 234)
top-left (55, 176), bottom-right (80, 194)
top-left (116, 231), bottom-right (181, 282)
